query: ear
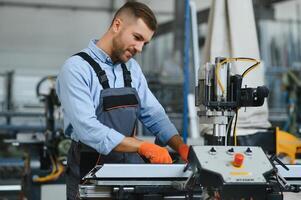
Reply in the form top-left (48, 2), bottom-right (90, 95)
top-left (112, 18), bottom-right (122, 33)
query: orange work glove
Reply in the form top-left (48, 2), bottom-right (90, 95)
top-left (178, 144), bottom-right (189, 162)
top-left (138, 142), bottom-right (172, 164)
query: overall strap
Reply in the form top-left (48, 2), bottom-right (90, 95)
top-left (121, 63), bottom-right (132, 87)
top-left (74, 52), bottom-right (110, 89)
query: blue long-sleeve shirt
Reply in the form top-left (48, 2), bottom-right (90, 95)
top-left (56, 39), bottom-right (178, 155)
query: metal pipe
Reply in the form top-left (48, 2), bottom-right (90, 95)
top-left (182, 0), bottom-right (191, 144)
top-left (0, 125), bottom-right (45, 133)
top-left (0, 1), bottom-right (172, 15)
top-left (0, 111), bottom-right (44, 117)
top-left (4, 71), bottom-right (14, 125)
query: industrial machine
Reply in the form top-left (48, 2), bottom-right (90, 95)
top-left (282, 69), bottom-right (301, 137)
top-left (2, 76), bottom-right (67, 200)
top-left (190, 57), bottom-right (300, 199)
top-left (78, 57), bottom-right (300, 199)
top-left (195, 57), bottom-right (269, 145)
top-left (79, 147), bottom-right (300, 199)
top-left (79, 164), bottom-right (201, 199)
top-left (79, 152), bottom-right (301, 199)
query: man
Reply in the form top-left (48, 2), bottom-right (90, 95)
top-left (56, 2), bottom-right (189, 200)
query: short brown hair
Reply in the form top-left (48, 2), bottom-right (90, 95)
top-left (112, 2), bottom-right (157, 32)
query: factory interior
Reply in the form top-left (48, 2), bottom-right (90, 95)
top-left (1, 0), bottom-right (301, 199)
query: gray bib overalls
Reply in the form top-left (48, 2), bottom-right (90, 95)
top-left (66, 52), bottom-right (145, 200)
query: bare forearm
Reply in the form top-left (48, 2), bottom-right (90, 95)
top-left (113, 137), bottom-right (144, 152)
top-left (168, 134), bottom-right (189, 162)
top-left (167, 134), bottom-right (185, 152)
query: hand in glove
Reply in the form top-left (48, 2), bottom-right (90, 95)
top-left (138, 142), bottom-right (172, 164)
top-left (178, 144), bottom-right (189, 162)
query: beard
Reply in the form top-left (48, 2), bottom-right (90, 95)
top-left (112, 35), bottom-right (136, 63)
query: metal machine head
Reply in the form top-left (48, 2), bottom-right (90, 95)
top-left (195, 57), bottom-right (269, 145)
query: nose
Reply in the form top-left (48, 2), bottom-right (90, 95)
top-left (135, 41), bottom-right (144, 53)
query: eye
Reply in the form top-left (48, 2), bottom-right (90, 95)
top-left (133, 35), bottom-right (140, 40)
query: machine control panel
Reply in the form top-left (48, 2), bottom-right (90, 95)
top-left (189, 146), bottom-right (274, 184)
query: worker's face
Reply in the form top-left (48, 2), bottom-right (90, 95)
top-left (111, 17), bottom-right (154, 63)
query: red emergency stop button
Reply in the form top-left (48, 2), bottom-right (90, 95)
top-left (233, 153), bottom-right (244, 167)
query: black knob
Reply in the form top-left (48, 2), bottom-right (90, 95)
top-left (246, 147), bottom-right (252, 153)
top-left (245, 147), bottom-right (252, 155)
top-left (209, 147), bottom-right (217, 155)
top-left (228, 148), bottom-right (234, 152)
top-left (226, 147), bottom-right (234, 155)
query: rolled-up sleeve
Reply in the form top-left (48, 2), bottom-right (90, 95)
top-left (56, 58), bottom-right (124, 155)
top-left (137, 68), bottom-right (178, 145)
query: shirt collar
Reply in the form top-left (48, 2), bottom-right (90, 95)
top-left (88, 39), bottom-right (114, 65)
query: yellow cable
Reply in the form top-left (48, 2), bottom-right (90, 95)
top-left (215, 57), bottom-right (260, 145)
top-left (50, 155), bottom-right (57, 175)
top-left (33, 155), bottom-right (56, 182)
top-left (33, 155), bottom-right (64, 183)
top-left (242, 61), bottom-right (260, 77)
top-left (47, 154), bottom-right (57, 175)
top-left (33, 162), bottom-right (64, 183)
top-left (215, 57), bottom-right (260, 95)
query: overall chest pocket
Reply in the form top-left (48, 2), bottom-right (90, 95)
top-left (100, 93), bottom-right (139, 134)
top-left (103, 94), bottom-right (138, 111)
